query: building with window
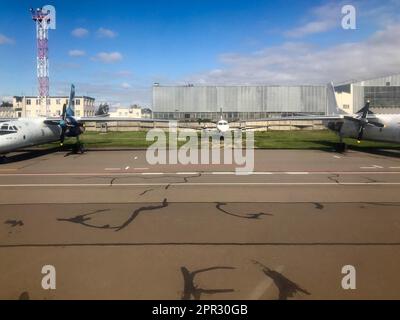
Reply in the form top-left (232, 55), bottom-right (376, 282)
top-left (12, 96), bottom-right (96, 118)
top-left (108, 107), bottom-right (142, 118)
top-left (334, 73), bottom-right (400, 114)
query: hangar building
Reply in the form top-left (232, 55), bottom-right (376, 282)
top-left (153, 74), bottom-right (400, 121)
top-left (335, 73), bottom-right (400, 114)
top-left (152, 84), bottom-right (329, 121)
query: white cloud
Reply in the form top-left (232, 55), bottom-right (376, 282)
top-left (71, 28), bottom-right (89, 38)
top-left (68, 49), bottom-right (86, 57)
top-left (284, 2), bottom-right (342, 38)
top-left (121, 82), bottom-right (131, 89)
top-left (97, 27), bottom-right (118, 38)
top-left (185, 24), bottom-right (400, 85)
top-left (92, 52), bottom-right (123, 63)
top-left (0, 34), bottom-right (14, 45)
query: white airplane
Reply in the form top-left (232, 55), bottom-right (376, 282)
top-left (324, 102), bottom-right (400, 151)
top-left (261, 83), bottom-right (400, 151)
top-left (0, 84), bottom-right (169, 160)
top-left (199, 83), bottom-right (400, 149)
top-left (201, 109), bottom-right (262, 138)
top-left (0, 85), bottom-right (85, 158)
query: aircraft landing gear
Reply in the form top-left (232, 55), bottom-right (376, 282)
top-left (72, 136), bottom-right (86, 154)
top-left (335, 135), bottom-right (347, 153)
top-left (0, 156), bottom-right (7, 164)
top-left (335, 143), bottom-right (347, 153)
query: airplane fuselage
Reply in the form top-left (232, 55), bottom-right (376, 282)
top-left (0, 118), bottom-right (61, 155)
top-left (216, 120), bottom-right (230, 133)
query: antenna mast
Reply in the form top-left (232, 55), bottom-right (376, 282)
top-left (30, 7), bottom-right (52, 116)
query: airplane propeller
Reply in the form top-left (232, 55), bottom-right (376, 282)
top-left (344, 101), bottom-right (385, 143)
top-left (356, 101), bottom-right (371, 142)
top-left (59, 103), bottom-right (67, 145)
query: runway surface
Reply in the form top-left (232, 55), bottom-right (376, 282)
top-left (1, 149), bottom-right (400, 299)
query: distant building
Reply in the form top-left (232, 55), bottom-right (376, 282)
top-left (335, 73), bottom-right (400, 114)
top-left (152, 84), bottom-right (329, 121)
top-left (12, 96), bottom-right (96, 118)
top-left (0, 105), bottom-right (15, 118)
top-left (108, 106), bottom-right (142, 118)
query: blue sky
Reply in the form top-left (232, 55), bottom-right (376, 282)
top-left (0, 0), bottom-right (400, 107)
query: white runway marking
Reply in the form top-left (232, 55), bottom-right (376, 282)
top-left (141, 173), bottom-right (164, 175)
top-left (1, 171), bottom-right (400, 176)
top-left (251, 172), bottom-right (273, 175)
top-left (212, 172), bottom-right (236, 175)
top-left (1, 182), bottom-right (400, 187)
top-left (361, 165), bottom-right (384, 169)
top-left (334, 156), bottom-right (341, 159)
top-left (285, 172), bottom-right (309, 175)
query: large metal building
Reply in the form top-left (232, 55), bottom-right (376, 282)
top-left (335, 73), bottom-right (400, 114)
top-left (152, 84), bottom-right (329, 121)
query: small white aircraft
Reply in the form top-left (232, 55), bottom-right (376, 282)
top-left (201, 109), bottom-right (261, 138)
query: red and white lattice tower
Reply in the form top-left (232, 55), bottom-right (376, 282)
top-left (30, 7), bottom-right (52, 116)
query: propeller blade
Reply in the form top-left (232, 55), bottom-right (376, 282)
top-left (62, 103), bottom-right (67, 120)
top-left (356, 100), bottom-right (371, 118)
top-left (368, 120), bottom-right (385, 128)
top-left (361, 101), bottom-right (370, 119)
top-left (357, 124), bottom-right (365, 142)
top-left (60, 127), bottom-right (66, 145)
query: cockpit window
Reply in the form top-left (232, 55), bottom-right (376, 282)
top-left (0, 123), bottom-right (18, 135)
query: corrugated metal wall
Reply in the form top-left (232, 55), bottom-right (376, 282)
top-left (352, 74), bottom-right (400, 111)
top-left (353, 74), bottom-right (400, 86)
top-left (153, 85), bottom-right (327, 114)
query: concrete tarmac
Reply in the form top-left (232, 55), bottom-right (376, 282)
top-left (0, 149), bottom-right (400, 299)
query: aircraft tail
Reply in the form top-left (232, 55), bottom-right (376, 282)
top-left (66, 84), bottom-right (75, 117)
top-left (326, 82), bottom-right (346, 116)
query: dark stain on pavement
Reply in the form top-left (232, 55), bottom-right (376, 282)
top-left (253, 260), bottom-right (310, 300)
top-left (327, 174), bottom-right (340, 184)
top-left (216, 202), bottom-right (273, 219)
top-left (313, 202), bottom-right (324, 210)
top-left (181, 266), bottom-right (235, 300)
top-left (4, 220), bottom-right (24, 227)
top-left (57, 199), bottom-right (168, 232)
top-left (18, 292), bottom-right (30, 300)
top-left (115, 198), bottom-right (168, 231)
top-left (139, 189), bottom-right (154, 196)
